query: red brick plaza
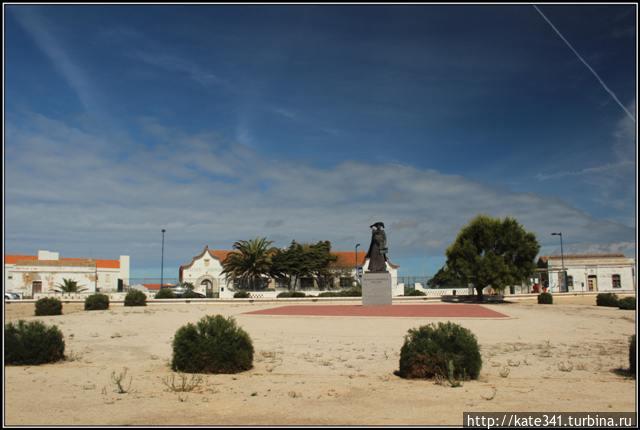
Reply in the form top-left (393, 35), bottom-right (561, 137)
top-left (245, 303), bottom-right (509, 318)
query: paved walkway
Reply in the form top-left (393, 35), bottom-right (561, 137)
top-left (244, 303), bottom-right (509, 318)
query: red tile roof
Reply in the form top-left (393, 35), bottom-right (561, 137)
top-left (329, 251), bottom-right (367, 268)
top-left (4, 255), bottom-right (37, 264)
top-left (95, 259), bottom-right (120, 269)
top-left (5, 254), bottom-right (120, 268)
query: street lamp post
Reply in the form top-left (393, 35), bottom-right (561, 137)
top-left (355, 243), bottom-right (361, 285)
top-left (551, 232), bottom-right (565, 292)
top-left (160, 229), bottom-right (166, 290)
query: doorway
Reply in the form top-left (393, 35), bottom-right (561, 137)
top-left (201, 279), bottom-right (213, 297)
top-left (32, 281), bottom-right (42, 296)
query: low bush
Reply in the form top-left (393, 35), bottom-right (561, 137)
top-left (5, 320), bottom-right (65, 365)
top-left (618, 297), bottom-right (636, 310)
top-left (319, 286), bottom-right (363, 298)
top-left (405, 289), bottom-right (426, 297)
top-left (34, 297), bottom-right (63, 316)
top-left (84, 293), bottom-right (109, 311)
top-left (155, 288), bottom-right (176, 299)
top-left (183, 290), bottom-right (202, 299)
top-left (397, 322), bottom-right (482, 380)
top-left (172, 315), bottom-right (254, 374)
top-left (630, 335), bottom-right (636, 377)
top-left (317, 291), bottom-right (337, 297)
top-left (537, 292), bottom-right (553, 304)
top-left (596, 293), bottom-right (619, 307)
top-left (277, 291), bottom-right (306, 298)
top-left (124, 290), bottom-right (147, 307)
top-left (233, 291), bottom-right (250, 298)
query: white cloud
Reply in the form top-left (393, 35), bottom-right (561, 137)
top-left (4, 112), bottom-right (636, 275)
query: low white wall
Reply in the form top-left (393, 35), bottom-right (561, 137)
top-left (34, 291), bottom-right (155, 301)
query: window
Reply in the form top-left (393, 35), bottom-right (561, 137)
top-left (204, 259), bottom-right (210, 267)
top-left (612, 274), bottom-right (621, 288)
top-left (566, 276), bottom-right (574, 287)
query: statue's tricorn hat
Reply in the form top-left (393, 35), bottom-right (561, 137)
top-left (370, 222), bottom-right (385, 228)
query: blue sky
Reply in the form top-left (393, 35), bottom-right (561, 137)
top-left (4, 4), bottom-right (637, 279)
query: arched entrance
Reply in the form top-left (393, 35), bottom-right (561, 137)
top-left (196, 276), bottom-right (218, 297)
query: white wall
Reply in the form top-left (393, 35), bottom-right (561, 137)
top-left (547, 258), bottom-right (636, 293)
top-left (6, 265), bottom-right (98, 296)
top-left (119, 255), bottom-right (130, 285)
top-left (181, 252), bottom-right (226, 295)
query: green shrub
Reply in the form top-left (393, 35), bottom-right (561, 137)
top-left (537, 292), bottom-right (553, 304)
top-left (397, 322), bottom-right (482, 380)
top-left (234, 291), bottom-right (250, 298)
top-left (596, 293), bottom-right (619, 307)
top-left (5, 320), bottom-right (65, 365)
top-left (317, 291), bottom-right (337, 297)
top-left (34, 297), bottom-right (63, 316)
top-left (84, 293), bottom-right (109, 311)
top-left (277, 291), bottom-right (306, 298)
top-left (618, 297), bottom-right (636, 310)
top-left (124, 290), bottom-right (147, 307)
top-left (630, 335), bottom-right (636, 376)
top-left (405, 289), bottom-right (426, 296)
top-left (317, 287), bottom-right (362, 298)
top-left (171, 315), bottom-right (254, 374)
top-left (155, 288), bottom-right (175, 299)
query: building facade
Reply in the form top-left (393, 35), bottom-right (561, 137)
top-left (4, 250), bottom-right (130, 297)
top-left (536, 254), bottom-right (636, 293)
top-left (179, 246), bottom-right (400, 296)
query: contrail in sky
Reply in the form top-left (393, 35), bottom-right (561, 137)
top-left (533, 4), bottom-right (635, 122)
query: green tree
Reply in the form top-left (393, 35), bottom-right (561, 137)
top-left (54, 278), bottom-right (87, 293)
top-left (427, 265), bottom-right (466, 288)
top-left (444, 215), bottom-right (539, 300)
top-left (270, 240), bottom-right (337, 290)
top-left (222, 238), bottom-right (275, 290)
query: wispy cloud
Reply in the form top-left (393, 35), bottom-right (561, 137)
top-left (11, 8), bottom-right (99, 112)
top-left (5, 111), bottom-right (635, 274)
top-left (535, 160), bottom-right (634, 181)
top-left (131, 50), bottom-right (229, 89)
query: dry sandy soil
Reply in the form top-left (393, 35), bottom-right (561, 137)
top-left (4, 295), bottom-right (636, 426)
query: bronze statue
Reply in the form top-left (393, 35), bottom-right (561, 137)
top-left (366, 222), bottom-right (388, 272)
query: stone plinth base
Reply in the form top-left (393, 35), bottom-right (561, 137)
top-left (362, 272), bottom-right (392, 306)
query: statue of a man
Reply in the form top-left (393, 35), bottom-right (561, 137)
top-left (366, 222), bottom-right (388, 272)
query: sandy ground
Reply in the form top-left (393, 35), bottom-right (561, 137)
top-left (3, 297), bottom-right (636, 426)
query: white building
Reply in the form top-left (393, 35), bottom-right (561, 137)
top-left (179, 246), bottom-right (401, 297)
top-left (4, 250), bottom-right (130, 297)
top-left (537, 254), bottom-right (636, 293)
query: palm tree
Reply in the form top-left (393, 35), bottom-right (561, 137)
top-left (55, 278), bottom-right (88, 293)
top-left (221, 238), bottom-right (274, 290)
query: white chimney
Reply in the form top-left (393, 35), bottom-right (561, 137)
top-left (37, 250), bottom-right (59, 261)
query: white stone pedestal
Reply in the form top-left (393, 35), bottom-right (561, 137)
top-left (362, 272), bottom-right (392, 306)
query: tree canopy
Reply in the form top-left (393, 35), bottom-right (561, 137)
top-left (443, 215), bottom-right (540, 299)
top-left (270, 240), bottom-right (337, 290)
top-left (221, 237), bottom-right (275, 290)
top-left (222, 238), bottom-right (339, 291)
top-left (54, 278), bottom-right (87, 293)
top-left (426, 265), bottom-right (465, 288)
